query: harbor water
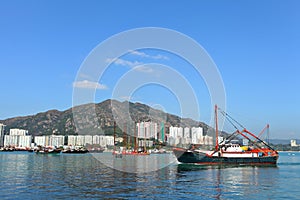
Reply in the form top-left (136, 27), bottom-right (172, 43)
top-left (0, 152), bottom-right (299, 199)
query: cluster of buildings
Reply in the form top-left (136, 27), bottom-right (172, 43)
top-left (34, 135), bottom-right (114, 147)
top-left (0, 124), bottom-right (114, 148)
top-left (136, 122), bottom-right (213, 147)
top-left (136, 122), bottom-right (158, 139)
top-left (4, 128), bottom-right (32, 148)
top-left (0, 122), bottom-right (215, 148)
top-left (291, 140), bottom-right (299, 147)
top-left (168, 126), bottom-right (214, 146)
top-left (136, 122), bottom-right (166, 145)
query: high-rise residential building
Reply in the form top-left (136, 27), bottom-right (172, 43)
top-left (159, 122), bottom-right (165, 142)
top-left (67, 135), bottom-right (114, 147)
top-left (50, 135), bottom-right (65, 147)
top-left (191, 127), bottom-right (203, 144)
top-left (4, 135), bottom-right (19, 147)
top-left (4, 135), bottom-right (32, 147)
top-left (4, 128), bottom-right (31, 147)
top-left (136, 122), bottom-right (157, 139)
top-left (0, 123), bottom-right (6, 147)
top-left (35, 136), bottom-right (48, 146)
top-left (177, 127), bottom-right (183, 138)
top-left (18, 136), bottom-right (32, 147)
top-left (169, 126), bottom-right (184, 138)
top-left (10, 128), bottom-right (28, 136)
top-left (184, 127), bottom-right (190, 138)
top-left (34, 135), bottom-right (64, 147)
top-left (9, 128), bottom-right (28, 136)
top-left (168, 126), bottom-right (203, 146)
top-left (291, 139), bottom-right (298, 147)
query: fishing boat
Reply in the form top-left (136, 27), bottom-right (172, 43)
top-left (35, 147), bottom-right (61, 155)
top-left (62, 146), bottom-right (89, 154)
top-left (173, 105), bottom-right (279, 165)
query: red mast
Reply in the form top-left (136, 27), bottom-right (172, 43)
top-left (215, 105), bottom-right (219, 150)
top-left (113, 121), bottom-right (116, 151)
top-left (123, 123), bottom-right (127, 148)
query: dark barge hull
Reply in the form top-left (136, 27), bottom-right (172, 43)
top-left (62, 150), bottom-right (89, 154)
top-left (173, 148), bottom-right (278, 165)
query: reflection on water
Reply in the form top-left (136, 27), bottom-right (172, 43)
top-left (0, 152), bottom-right (299, 199)
top-left (176, 164), bottom-right (280, 199)
top-left (92, 152), bottom-right (177, 173)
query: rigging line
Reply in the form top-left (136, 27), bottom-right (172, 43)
top-left (243, 129), bottom-right (276, 152)
top-left (219, 110), bottom-right (239, 130)
top-left (218, 108), bottom-right (245, 130)
top-left (219, 131), bottom-right (239, 146)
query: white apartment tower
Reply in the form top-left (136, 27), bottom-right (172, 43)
top-left (136, 122), bottom-right (157, 139)
top-left (0, 124), bottom-right (6, 147)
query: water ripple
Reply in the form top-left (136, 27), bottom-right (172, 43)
top-left (0, 152), bottom-right (300, 199)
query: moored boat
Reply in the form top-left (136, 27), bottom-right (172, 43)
top-left (62, 148), bottom-right (89, 154)
top-left (35, 147), bottom-right (61, 155)
top-left (112, 146), bottom-right (150, 156)
top-left (87, 147), bottom-right (105, 153)
top-left (112, 121), bottom-right (150, 157)
top-left (173, 105), bottom-right (279, 165)
top-left (112, 151), bottom-right (150, 156)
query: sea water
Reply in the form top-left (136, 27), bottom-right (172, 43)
top-left (0, 152), bottom-right (299, 199)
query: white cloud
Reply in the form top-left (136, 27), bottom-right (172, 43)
top-left (133, 66), bottom-right (154, 73)
top-left (106, 58), bottom-right (143, 68)
top-left (130, 50), bottom-right (169, 60)
top-left (78, 73), bottom-right (93, 80)
top-left (130, 50), bottom-right (148, 57)
top-left (73, 80), bottom-right (108, 90)
top-left (106, 54), bottom-right (162, 74)
top-left (152, 54), bottom-right (169, 60)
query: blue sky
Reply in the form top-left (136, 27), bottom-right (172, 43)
top-left (0, 1), bottom-right (299, 139)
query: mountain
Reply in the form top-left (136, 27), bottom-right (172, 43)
top-left (0, 99), bottom-right (212, 137)
top-left (269, 139), bottom-right (292, 145)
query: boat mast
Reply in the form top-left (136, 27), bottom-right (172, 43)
top-left (123, 123), bottom-right (127, 149)
top-left (215, 105), bottom-right (219, 151)
top-left (113, 121), bottom-right (116, 151)
top-left (134, 122), bottom-right (137, 152)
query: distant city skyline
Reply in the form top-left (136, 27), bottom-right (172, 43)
top-left (0, 1), bottom-right (299, 139)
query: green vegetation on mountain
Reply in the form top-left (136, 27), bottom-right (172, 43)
top-left (0, 99), bottom-right (211, 137)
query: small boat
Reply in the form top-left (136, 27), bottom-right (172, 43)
top-left (112, 150), bottom-right (150, 156)
top-left (150, 148), bottom-right (167, 154)
top-left (87, 147), bottom-right (105, 153)
top-left (62, 148), bottom-right (89, 154)
top-left (35, 147), bottom-right (61, 155)
top-left (112, 121), bottom-right (150, 157)
top-left (112, 146), bottom-right (150, 156)
top-left (113, 151), bottom-right (123, 158)
top-left (0, 147), bottom-right (15, 152)
top-left (173, 105), bottom-right (279, 165)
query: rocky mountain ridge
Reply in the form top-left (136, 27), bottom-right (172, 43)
top-left (0, 99), bottom-right (213, 137)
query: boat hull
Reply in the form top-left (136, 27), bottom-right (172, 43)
top-left (112, 151), bottom-right (150, 156)
top-left (62, 150), bottom-right (89, 154)
top-left (173, 148), bottom-right (278, 165)
top-left (35, 149), bottom-right (61, 155)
